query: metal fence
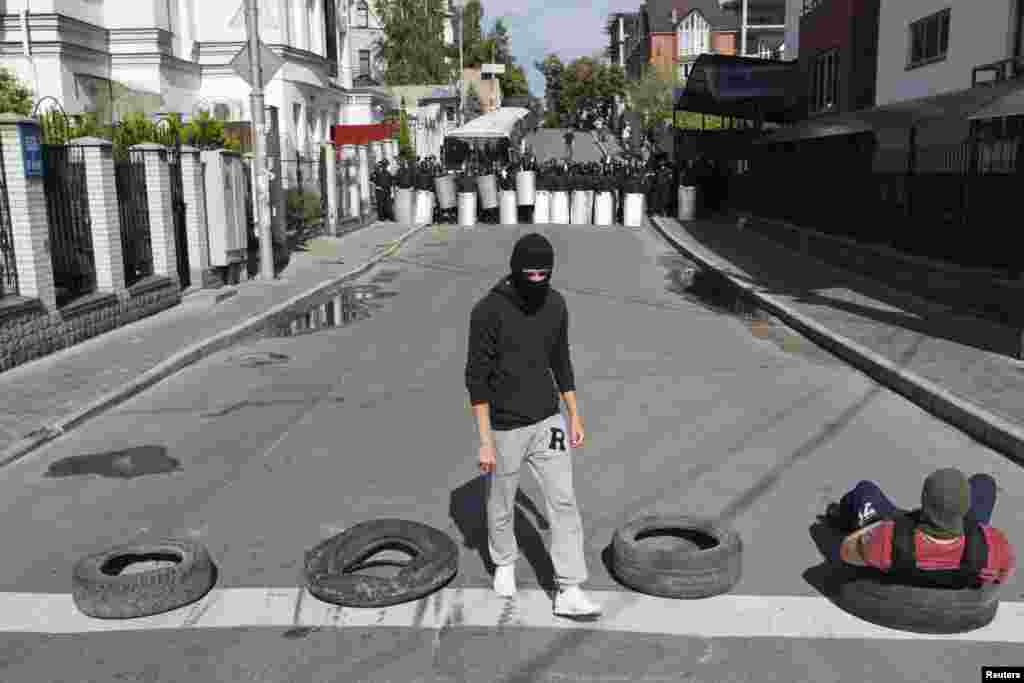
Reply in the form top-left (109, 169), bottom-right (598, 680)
top-left (42, 144), bottom-right (95, 306)
top-left (0, 141), bottom-right (16, 297)
top-left (728, 136), bottom-right (1023, 273)
top-left (166, 145), bottom-right (190, 288)
top-left (114, 149), bottom-right (153, 286)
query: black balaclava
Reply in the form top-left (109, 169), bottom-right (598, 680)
top-left (509, 233), bottom-right (554, 312)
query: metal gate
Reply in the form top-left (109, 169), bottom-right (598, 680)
top-left (0, 140), bottom-right (16, 297)
top-left (42, 144), bottom-right (95, 307)
top-left (114, 149), bottom-right (153, 286)
top-left (166, 144), bottom-right (190, 288)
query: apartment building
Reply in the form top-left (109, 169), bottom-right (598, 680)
top-left (0, 0), bottom-right (453, 163)
top-left (798, 0), bottom-right (881, 117)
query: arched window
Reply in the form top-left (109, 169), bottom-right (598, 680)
top-left (214, 103), bottom-right (231, 121)
top-left (357, 0), bottom-right (368, 27)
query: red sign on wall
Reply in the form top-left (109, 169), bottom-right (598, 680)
top-left (330, 122), bottom-right (399, 146)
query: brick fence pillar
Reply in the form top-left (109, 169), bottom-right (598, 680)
top-left (69, 137), bottom-right (125, 292)
top-left (178, 145), bottom-right (211, 287)
top-left (322, 143), bottom-right (339, 234)
top-left (357, 143), bottom-right (370, 209)
top-left (0, 114), bottom-right (56, 308)
top-left (131, 143), bottom-right (178, 282)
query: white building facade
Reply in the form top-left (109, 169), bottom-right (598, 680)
top-left (0, 0), bottom-right (452, 162)
top-left (875, 0), bottom-right (1023, 106)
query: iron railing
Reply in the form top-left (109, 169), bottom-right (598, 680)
top-left (0, 140), bottom-right (16, 297)
top-left (42, 144), bottom-right (95, 306)
top-left (728, 137), bottom-right (1022, 272)
top-left (166, 143), bottom-right (191, 288)
top-left (114, 149), bottom-right (154, 286)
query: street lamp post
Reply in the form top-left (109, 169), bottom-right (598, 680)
top-left (244, 0), bottom-right (274, 281)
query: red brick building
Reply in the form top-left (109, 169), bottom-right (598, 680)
top-left (798, 0), bottom-right (881, 116)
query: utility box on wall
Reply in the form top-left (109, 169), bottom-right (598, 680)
top-left (202, 150), bottom-right (250, 268)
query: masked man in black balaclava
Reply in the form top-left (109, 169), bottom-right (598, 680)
top-left (465, 233), bottom-right (601, 618)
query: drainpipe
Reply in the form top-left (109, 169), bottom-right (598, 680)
top-left (741, 0), bottom-right (748, 57)
top-left (20, 8), bottom-right (41, 96)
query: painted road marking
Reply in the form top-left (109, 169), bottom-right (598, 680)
top-left (4, 588), bottom-right (1024, 642)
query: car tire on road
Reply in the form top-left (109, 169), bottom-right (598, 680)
top-left (611, 515), bottom-right (742, 599)
top-left (72, 538), bottom-right (217, 619)
top-left (305, 519), bottom-right (458, 608)
top-left (835, 576), bottom-right (1001, 634)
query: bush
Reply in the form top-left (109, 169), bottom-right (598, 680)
top-left (286, 189), bottom-right (323, 233)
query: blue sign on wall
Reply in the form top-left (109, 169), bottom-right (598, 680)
top-left (17, 122), bottom-right (44, 177)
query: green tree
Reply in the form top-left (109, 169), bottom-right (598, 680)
top-left (535, 54), bottom-right (564, 120)
top-left (464, 82), bottom-right (483, 121)
top-left (375, 0), bottom-right (453, 85)
top-left (397, 99), bottom-right (414, 158)
top-left (460, 0), bottom-right (486, 67)
top-left (625, 66), bottom-right (676, 129)
top-left (559, 57), bottom-right (626, 125)
top-left (184, 110), bottom-right (229, 149)
top-left (0, 67), bottom-right (33, 115)
top-left (499, 63), bottom-right (530, 98)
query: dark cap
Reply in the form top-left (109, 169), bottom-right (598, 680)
top-left (921, 468), bottom-right (970, 535)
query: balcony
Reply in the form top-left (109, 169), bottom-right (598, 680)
top-left (972, 56), bottom-right (1024, 88)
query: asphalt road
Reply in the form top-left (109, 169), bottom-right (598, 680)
top-left (1, 221), bottom-right (1022, 682)
top-left (526, 129), bottom-right (607, 164)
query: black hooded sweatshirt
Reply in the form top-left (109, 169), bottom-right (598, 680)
top-left (465, 276), bottom-right (575, 431)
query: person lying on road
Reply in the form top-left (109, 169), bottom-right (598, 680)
top-left (830, 468), bottom-right (1015, 587)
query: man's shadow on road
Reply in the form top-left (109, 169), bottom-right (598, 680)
top-left (449, 476), bottom-right (557, 593)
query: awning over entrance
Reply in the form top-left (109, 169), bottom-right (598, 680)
top-left (674, 54), bottom-right (803, 124)
top-left (754, 113), bottom-right (872, 144)
top-left (969, 83), bottom-right (1024, 120)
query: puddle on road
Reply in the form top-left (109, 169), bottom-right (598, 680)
top-left (259, 283), bottom-right (398, 338)
top-left (45, 445), bottom-right (181, 479)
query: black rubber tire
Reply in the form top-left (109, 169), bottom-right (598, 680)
top-left (611, 515), bottom-right (742, 599)
top-left (834, 576), bottom-right (1001, 634)
top-left (71, 538), bottom-right (217, 619)
top-left (305, 519), bottom-right (458, 608)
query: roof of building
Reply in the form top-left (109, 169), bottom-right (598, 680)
top-left (447, 107), bottom-right (531, 139)
top-left (645, 0), bottom-right (739, 33)
top-left (388, 85), bottom-right (457, 110)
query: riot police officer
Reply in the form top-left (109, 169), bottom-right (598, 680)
top-left (371, 159), bottom-right (393, 221)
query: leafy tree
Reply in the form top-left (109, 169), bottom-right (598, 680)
top-left (490, 18), bottom-right (511, 64)
top-left (535, 54), bottom-right (564, 120)
top-left (625, 66), bottom-right (676, 129)
top-left (499, 63), bottom-right (530, 98)
top-left (0, 67), bottom-right (33, 115)
top-left (464, 82), bottom-right (483, 121)
top-left (375, 0), bottom-right (453, 85)
top-left (559, 57), bottom-right (626, 127)
top-left (184, 110), bottom-right (229, 149)
top-left (459, 0), bottom-right (485, 67)
top-left (397, 99), bottom-right (414, 158)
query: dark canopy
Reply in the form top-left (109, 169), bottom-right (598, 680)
top-left (674, 54), bottom-right (803, 124)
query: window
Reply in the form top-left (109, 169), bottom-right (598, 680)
top-left (359, 49), bottom-right (371, 76)
top-left (214, 103), bottom-right (231, 121)
top-left (357, 0), bottom-right (369, 27)
top-left (908, 9), bottom-right (950, 69)
top-left (809, 48), bottom-right (839, 113)
top-left (678, 12), bottom-right (709, 58)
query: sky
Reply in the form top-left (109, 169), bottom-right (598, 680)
top-left (474, 0), bottom-right (641, 97)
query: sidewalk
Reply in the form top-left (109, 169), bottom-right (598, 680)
top-left (651, 214), bottom-right (1024, 463)
top-left (0, 220), bottom-right (429, 467)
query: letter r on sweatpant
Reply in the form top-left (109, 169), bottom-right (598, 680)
top-left (486, 413), bottom-right (588, 588)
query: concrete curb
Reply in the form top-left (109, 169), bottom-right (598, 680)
top-left (650, 216), bottom-right (1024, 465)
top-left (0, 222), bottom-right (431, 470)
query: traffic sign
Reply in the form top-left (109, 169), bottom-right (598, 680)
top-left (230, 41), bottom-right (284, 89)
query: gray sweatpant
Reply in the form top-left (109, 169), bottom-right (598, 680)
top-left (486, 412), bottom-right (588, 588)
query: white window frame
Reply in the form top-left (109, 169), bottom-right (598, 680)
top-left (357, 0), bottom-right (369, 28)
top-left (678, 12), bottom-right (709, 59)
top-left (358, 49), bottom-right (372, 77)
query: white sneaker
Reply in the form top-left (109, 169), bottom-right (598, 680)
top-left (553, 586), bottom-right (602, 618)
top-left (493, 564), bottom-right (516, 597)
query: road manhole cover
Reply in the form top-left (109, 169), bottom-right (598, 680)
top-left (230, 351), bottom-right (290, 367)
